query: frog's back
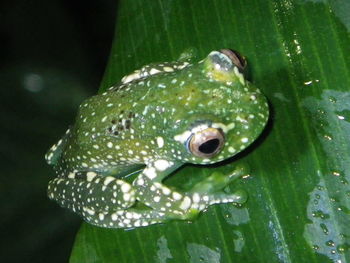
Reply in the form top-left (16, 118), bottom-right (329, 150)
top-left (45, 78), bottom-right (163, 176)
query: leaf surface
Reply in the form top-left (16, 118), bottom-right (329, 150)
top-left (70, 1), bottom-right (350, 262)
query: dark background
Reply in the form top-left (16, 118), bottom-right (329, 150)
top-left (0, 1), bottom-right (117, 262)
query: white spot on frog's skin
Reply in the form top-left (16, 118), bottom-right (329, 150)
top-left (136, 178), bottom-right (144, 185)
top-left (192, 193), bottom-right (201, 203)
top-left (174, 130), bottom-right (192, 144)
top-left (144, 167), bottom-right (157, 179)
top-left (162, 187), bottom-right (171, 195)
top-left (121, 71), bottom-right (141, 84)
top-left (84, 207), bottom-right (95, 215)
top-left (156, 136), bottom-right (164, 148)
top-left (150, 68), bottom-right (161, 75)
top-left (172, 192), bottom-right (182, 200)
top-left (212, 122), bottom-right (235, 133)
top-left (101, 116), bottom-right (108, 122)
top-left (123, 193), bottom-right (132, 201)
top-left (179, 196), bottom-right (192, 210)
top-left (99, 213), bottom-right (105, 221)
top-left (191, 124), bottom-right (209, 133)
top-left (142, 106), bottom-right (149, 115)
top-left (107, 142), bottom-right (113, 148)
top-left (228, 147), bottom-right (236, 153)
top-left (121, 183), bottom-right (131, 193)
top-left (111, 213), bottom-right (118, 221)
top-left (86, 172), bottom-right (97, 182)
top-left (241, 137), bottom-right (249, 143)
top-left (153, 196), bottom-right (161, 202)
top-left (163, 66), bottom-right (174, 72)
top-left (154, 160), bottom-right (171, 171)
top-left (103, 176), bottom-right (115, 186)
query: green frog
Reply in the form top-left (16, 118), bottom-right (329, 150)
top-left (45, 49), bottom-right (269, 228)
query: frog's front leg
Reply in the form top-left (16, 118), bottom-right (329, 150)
top-left (133, 161), bottom-right (247, 221)
top-left (189, 164), bottom-right (248, 205)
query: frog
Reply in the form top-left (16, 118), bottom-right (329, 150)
top-left (45, 49), bottom-right (269, 229)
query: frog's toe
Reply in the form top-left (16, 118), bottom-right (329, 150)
top-left (208, 190), bottom-right (248, 205)
top-left (227, 163), bottom-right (250, 181)
top-left (190, 167), bottom-right (247, 194)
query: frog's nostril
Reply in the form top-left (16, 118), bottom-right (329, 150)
top-left (219, 49), bottom-right (246, 71)
top-left (188, 128), bottom-right (225, 158)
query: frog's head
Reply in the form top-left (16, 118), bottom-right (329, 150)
top-left (167, 49), bottom-right (269, 165)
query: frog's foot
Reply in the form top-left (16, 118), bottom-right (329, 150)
top-left (132, 164), bottom-right (248, 221)
top-left (133, 180), bottom-right (246, 222)
top-left (48, 171), bottom-right (136, 215)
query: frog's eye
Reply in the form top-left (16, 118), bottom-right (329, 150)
top-left (187, 128), bottom-right (225, 158)
top-left (219, 49), bottom-right (246, 72)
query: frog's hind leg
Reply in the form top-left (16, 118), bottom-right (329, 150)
top-left (48, 172), bottom-right (169, 228)
top-left (45, 128), bottom-right (72, 165)
top-left (132, 163), bottom-right (248, 221)
top-left (48, 172), bottom-right (135, 223)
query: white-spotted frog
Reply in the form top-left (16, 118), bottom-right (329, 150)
top-left (45, 49), bottom-right (269, 228)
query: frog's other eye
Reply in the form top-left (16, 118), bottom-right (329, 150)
top-left (219, 49), bottom-right (246, 72)
top-left (187, 128), bottom-right (225, 158)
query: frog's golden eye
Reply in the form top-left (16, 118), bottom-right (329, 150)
top-left (219, 49), bottom-right (246, 72)
top-left (188, 128), bottom-right (225, 158)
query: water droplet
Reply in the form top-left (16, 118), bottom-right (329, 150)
top-left (337, 205), bottom-right (350, 215)
top-left (340, 233), bottom-right (347, 239)
top-left (315, 194), bottom-right (321, 199)
top-left (312, 245), bottom-right (319, 250)
top-left (317, 109), bottom-right (325, 115)
top-left (312, 210), bottom-right (330, 219)
top-left (317, 185), bottom-right (325, 191)
top-left (340, 176), bottom-right (349, 185)
top-left (325, 240), bottom-right (335, 247)
top-left (329, 96), bottom-right (337, 103)
top-left (324, 134), bottom-right (332, 141)
top-left (336, 109), bottom-right (350, 122)
top-left (337, 244), bottom-right (350, 254)
top-left (320, 223), bottom-right (329, 235)
top-left (330, 197), bottom-right (338, 202)
top-left (332, 171), bottom-right (341, 176)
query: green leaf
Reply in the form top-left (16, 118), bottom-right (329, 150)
top-left (70, 0), bottom-right (350, 262)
